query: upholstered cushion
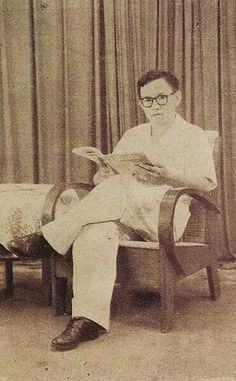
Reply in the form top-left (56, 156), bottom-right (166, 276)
top-left (0, 184), bottom-right (79, 246)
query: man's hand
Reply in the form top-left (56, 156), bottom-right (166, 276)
top-left (138, 163), bottom-right (168, 177)
top-left (93, 167), bottom-right (115, 185)
top-left (135, 163), bottom-right (213, 191)
top-left (133, 163), bottom-right (169, 184)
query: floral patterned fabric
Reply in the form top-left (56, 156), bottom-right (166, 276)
top-left (0, 184), bottom-right (79, 247)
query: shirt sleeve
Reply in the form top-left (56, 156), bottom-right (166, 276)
top-left (112, 128), bottom-right (146, 154)
top-left (112, 131), bottom-right (134, 154)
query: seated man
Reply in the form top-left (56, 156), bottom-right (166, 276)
top-left (7, 69), bottom-right (217, 351)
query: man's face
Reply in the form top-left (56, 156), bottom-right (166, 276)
top-left (139, 78), bottom-right (181, 127)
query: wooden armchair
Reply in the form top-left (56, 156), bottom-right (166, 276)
top-left (42, 133), bottom-right (221, 332)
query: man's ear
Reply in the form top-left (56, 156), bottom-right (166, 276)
top-left (175, 90), bottom-right (182, 106)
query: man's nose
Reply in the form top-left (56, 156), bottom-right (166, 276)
top-left (151, 99), bottom-right (161, 109)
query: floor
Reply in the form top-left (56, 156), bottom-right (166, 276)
top-left (0, 262), bottom-right (236, 381)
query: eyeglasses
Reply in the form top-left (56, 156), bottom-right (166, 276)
top-left (140, 92), bottom-right (176, 108)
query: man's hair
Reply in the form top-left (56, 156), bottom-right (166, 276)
top-left (137, 70), bottom-right (179, 98)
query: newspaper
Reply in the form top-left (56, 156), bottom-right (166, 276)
top-left (72, 146), bottom-right (155, 177)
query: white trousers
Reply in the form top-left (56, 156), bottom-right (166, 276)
top-left (42, 175), bottom-right (191, 330)
top-left (42, 176), bottom-right (127, 256)
top-left (71, 222), bottom-right (120, 330)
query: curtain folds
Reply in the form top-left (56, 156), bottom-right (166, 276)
top-left (0, 0), bottom-right (35, 182)
top-left (0, 0), bottom-right (235, 258)
top-left (219, 0), bottom-right (236, 258)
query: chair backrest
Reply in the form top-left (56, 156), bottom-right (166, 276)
top-left (205, 130), bottom-right (218, 150)
top-left (183, 130), bottom-right (220, 243)
top-left (205, 131), bottom-right (221, 185)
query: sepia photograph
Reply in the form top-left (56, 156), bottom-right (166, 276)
top-left (0, 0), bottom-right (235, 380)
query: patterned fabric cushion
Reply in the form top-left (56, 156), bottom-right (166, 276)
top-left (0, 184), bottom-right (79, 246)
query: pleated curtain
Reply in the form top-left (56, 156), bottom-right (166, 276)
top-left (0, 0), bottom-right (235, 259)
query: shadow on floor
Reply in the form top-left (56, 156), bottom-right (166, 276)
top-left (0, 262), bottom-right (236, 381)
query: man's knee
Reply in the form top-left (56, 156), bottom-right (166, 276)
top-left (74, 222), bottom-right (119, 246)
top-left (72, 222), bottom-right (119, 264)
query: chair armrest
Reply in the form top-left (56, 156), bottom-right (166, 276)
top-left (158, 188), bottom-right (220, 275)
top-left (42, 183), bottom-right (94, 225)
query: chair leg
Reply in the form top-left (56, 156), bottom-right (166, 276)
top-left (50, 254), bottom-right (68, 315)
top-left (160, 253), bottom-right (175, 333)
top-left (52, 276), bottom-right (67, 316)
top-left (206, 264), bottom-right (221, 300)
top-left (5, 261), bottom-right (14, 297)
top-left (41, 257), bottom-right (52, 304)
top-left (65, 279), bottom-right (72, 315)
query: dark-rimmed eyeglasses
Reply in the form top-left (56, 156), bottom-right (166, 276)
top-left (140, 91), bottom-right (176, 108)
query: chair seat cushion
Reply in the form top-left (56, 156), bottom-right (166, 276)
top-left (119, 240), bottom-right (206, 250)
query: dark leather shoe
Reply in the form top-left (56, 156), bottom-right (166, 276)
top-left (7, 232), bottom-right (54, 259)
top-left (51, 317), bottom-right (100, 351)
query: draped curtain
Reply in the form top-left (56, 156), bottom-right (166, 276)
top-left (0, 0), bottom-right (235, 259)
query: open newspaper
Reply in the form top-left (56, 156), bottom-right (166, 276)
top-left (72, 146), bottom-right (155, 177)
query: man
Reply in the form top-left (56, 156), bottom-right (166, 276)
top-left (7, 70), bottom-right (217, 351)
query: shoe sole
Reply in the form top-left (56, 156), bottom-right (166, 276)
top-left (51, 332), bottom-right (99, 352)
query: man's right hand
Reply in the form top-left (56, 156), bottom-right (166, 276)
top-left (93, 167), bottom-right (115, 185)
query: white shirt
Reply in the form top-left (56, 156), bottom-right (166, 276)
top-left (113, 114), bottom-right (217, 189)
